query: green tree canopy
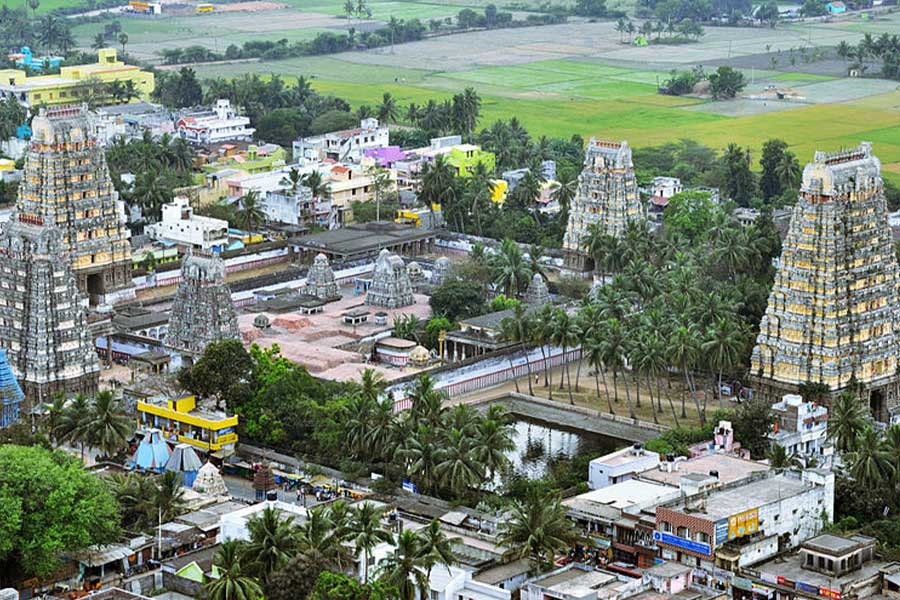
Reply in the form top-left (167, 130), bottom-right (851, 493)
top-left (0, 445), bottom-right (120, 583)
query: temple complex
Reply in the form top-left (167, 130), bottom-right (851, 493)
top-left (167, 253), bottom-right (240, 358)
top-left (365, 249), bottom-right (415, 308)
top-left (563, 139), bottom-right (642, 273)
top-left (0, 222), bottom-right (99, 401)
top-left (15, 105), bottom-right (132, 305)
top-left (524, 273), bottom-right (550, 306)
top-left (750, 143), bottom-right (900, 420)
top-left (305, 253), bottom-right (340, 301)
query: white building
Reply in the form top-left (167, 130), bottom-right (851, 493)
top-left (292, 117), bottom-right (389, 163)
top-left (649, 176), bottom-right (682, 200)
top-left (430, 565), bottom-right (510, 600)
top-left (218, 499), bottom-right (308, 542)
top-left (769, 393), bottom-right (830, 465)
top-left (177, 99), bottom-right (254, 144)
top-left (588, 443), bottom-right (660, 490)
top-left (147, 195), bottom-right (229, 252)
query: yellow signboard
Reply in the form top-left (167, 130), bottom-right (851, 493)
top-left (728, 508), bottom-right (759, 540)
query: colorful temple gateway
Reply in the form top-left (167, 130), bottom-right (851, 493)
top-left (750, 143), bottom-right (900, 420)
top-left (0, 350), bottom-right (25, 428)
top-left (0, 222), bottom-right (99, 400)
top-left (15, 105), bottom-right (133, 305)
top-left (563, 139), bottom-right (643, 273)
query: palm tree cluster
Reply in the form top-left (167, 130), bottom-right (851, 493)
top-left (826, 392), bottom-right (900, 512)
top-left (110, 470), bottom-right (188, 531)
top-left (206, 502), bottom-right (457, 600)
top-left (106, 131), bottom-right (195, 222)
top-left (499, 487), bottom-right (581, 570)
top-left (45, 390), bottom-right (134, 461)
top-left (345, 374), bottom-right (516, 499)
top-left (403, 87), bottom-right (481, 136)
top-left (836, 33), bottom-right (900, 80)
top-left (514, 205), bottom-right (777, 426)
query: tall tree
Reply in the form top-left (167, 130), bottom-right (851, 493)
top-left (84, 391), bottom-right (134, 460)
top-left (492, 238), bottom-right (532, 298)
top-left (206, 540), bottom-right (264, 600)
top-left (349, 502), bottom-right (394, 584)
top-left (828, 392), bottom-right (867, 453)
top-left (498, 488), bottom-right (580, 570)
top-left (377, 529), bottom-right (430, 600)
top-left (758, 138), bottom-right (789, 200)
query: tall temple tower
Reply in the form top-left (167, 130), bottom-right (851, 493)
top-left (750, 143), bottom-right (900, 421)
top-left (563, 139), bottom-right (642, 273)
top-left (16, 105), bottom-right (132, 305)
top-left (0, 222), bottom-right (100, 401)
top-left (167, 253), bottom-right (240, 358)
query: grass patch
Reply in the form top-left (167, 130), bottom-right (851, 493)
top-left (772, 71), bottom-right (838, 82)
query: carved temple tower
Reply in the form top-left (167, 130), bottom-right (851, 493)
top-left (749, 143), bottom-right (900, 421)
top-left (167, 253), bottom-right (240, 358)
top-left (563, 139), bottom-right (643, 273)
top-left (0, 222), bottom-right (99, 401)
top-left (15, 105), bottom-right (132, 305)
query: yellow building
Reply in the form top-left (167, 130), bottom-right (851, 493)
top-left (137, 395), bottom-right (238, 453)
top-left (0, 48), bottom-right (154, 108)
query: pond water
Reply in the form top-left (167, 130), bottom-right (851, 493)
top-left (505, 416), bottom-right (622, 480)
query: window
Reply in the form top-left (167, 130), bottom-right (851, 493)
top-left (696, 532), bottom-right (710, 544)
top-left (677, 526), bottom-right (689, 538)
top-left (660, 521), bottom-right (672, 533)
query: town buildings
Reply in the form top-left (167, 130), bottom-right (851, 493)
top-left (16, 105), bottom-right (133, 305)
top-left (750, 143), bottom-right (900, 420)
top-left (654, 468), bottom-right (834, 574)
top-left (589, 443), bottom-right (660, 490)
top-left (0, 49), bottom-right (153, 108)
top-left (563, 139), bottom-right (643, 273)
top-left (769, 394), bottom-right (830, 465)
top-left (136, 395), bottom-right (238, 454)
top-left (147, 196), bottom-right (229, 252)
top-left (292, 117), bottom-right (389, 163)
top-left (736, 534), bottom-right (899, 600)
top-left (176, 100), bottom-right (255, 144)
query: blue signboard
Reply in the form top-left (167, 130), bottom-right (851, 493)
top-left (715, 518), bottom-right (729, 545)
top-left (402, 480), bottom-right (419, 494)
top-left (653, 531), bottom-right (711, 556)
top-left (796, 582), bottom-right (819, 595)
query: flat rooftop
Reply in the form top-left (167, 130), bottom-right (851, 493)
top-left (661, 472), bottom-right (809, 521)
top-left (533, 566), bottom-right (616, 595)
top-left (803, 533), bottom-right (873, 556)
top-left (296, 222), bottom-right (434, 258)
top-left (639, 454), bottom-right (769, 487)
top-left (751, 548), bottom-right (893, 590)
top-left (564, 479), bottom-right (679, 515)
top-left (594, 446), bottom-right (654, 467)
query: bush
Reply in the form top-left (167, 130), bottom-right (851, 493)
top-left (556, 275), bottom-right (591, 300)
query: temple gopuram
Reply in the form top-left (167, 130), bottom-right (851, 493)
top-left (15, 104), bottom-right (133, 305)
top-left (563, 139), bottom-right (643, 273)
top-left (750, 143), bottom-right (900, 420)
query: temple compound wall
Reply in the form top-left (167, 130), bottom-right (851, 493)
top-left (16, 104), bottom-right (132, 305)
top-left (563, 139), bottom-right (643, 273)
top-left (750, 143), bottom-right (900, 421)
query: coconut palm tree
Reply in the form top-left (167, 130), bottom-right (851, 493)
top-left (415, 519), bottom-right (458, 580)
top-left (532, 303), bottom-right (556, 399)
top-left (500, 303), bottom-right (535, 395)
top-left (472, 414), bottom-right (514, 480)
top-left (349, 502), bottom-right (394, 583)
top-left (598, 318), bottom-right (635, 419)
top-left (499, 488), bottom-right (580, 570)
top-left (492, 238), bottom-right (532, 298)
top-left (395, 425), bottom-right (442, 495)
top-left (639, 331), bottom-right (677, 426)
top-left (152, 470), bottom-right (188, 524)
top-left (301, 170), bottom-right (332, 201)
top-left (55, 394), bottom-right (91, 461)
top-left (702, 317), bottom-right (746, 410)
top-left (767, 443), bottom-right (800, 469)
top-left (828, 392), bottom-right (867, 454)
top-left (437, 428), bottom-right (483, 498)
top-left (237, 190), bottom-right (266, 233)
top-left (409, 374), bottom-right (445, 428)
top-left (244, 506), bottom-right (298, 583)
top-left (206, 540), bottom-right (263, 600)
top-left (378, 529), bottom-right (430, 600)
top-left (775, 150), bottom-right (801, 193)
top-left (280, 167), bottom-right (303, 194)
top-left (295, 506), bottom-right (351, 573)
top-left (847, 428), bottom-right (894, 489)
top-left (419, 154), bottom-right (456, 226)
top-left (85, 390), bottom-right (134, 460)
top-left (668, 323), bottom-right (702, 423)
top-left (550, 309), bottom-right (581, 404)
top-left (376, 92), bottom-right (399, 123)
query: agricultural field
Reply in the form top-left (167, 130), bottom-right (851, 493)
top-left (70, 4), bottom-right (900, 180)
